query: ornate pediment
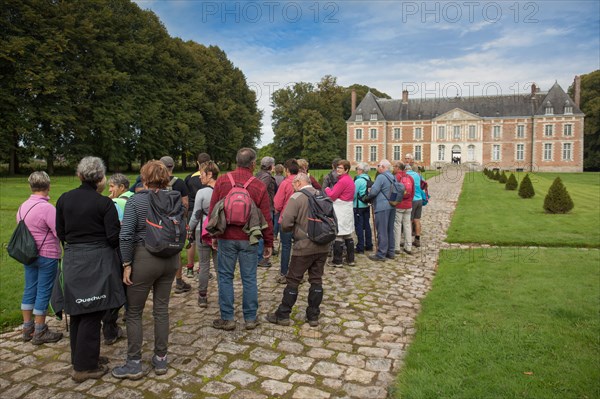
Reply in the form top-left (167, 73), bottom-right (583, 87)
top-left (434, 108), bottom-right (482, 122)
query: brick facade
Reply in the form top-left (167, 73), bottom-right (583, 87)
top-left (347, 82), bottom-right (584, 172)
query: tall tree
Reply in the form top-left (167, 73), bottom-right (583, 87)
top-left (569, 70), bottom-right (600, 170)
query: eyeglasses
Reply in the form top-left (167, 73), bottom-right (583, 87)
top-left (376, 164), bottom-right (382, 167)
top-left (336, 166), bottom-right (344, 170)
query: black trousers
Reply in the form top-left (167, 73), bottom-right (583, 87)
top-left (70, 310), bottom-right (103, 371)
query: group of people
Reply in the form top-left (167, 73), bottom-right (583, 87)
top-left (15, 148), bottom-right (428, 383)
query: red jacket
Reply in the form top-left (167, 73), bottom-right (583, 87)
top-left (395, 171), bottom-right (415, 210)
top-left (209, 167), bottom-right (273, 246)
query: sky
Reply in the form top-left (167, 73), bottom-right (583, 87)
top-left (134, 0), bottom-right (600, 145)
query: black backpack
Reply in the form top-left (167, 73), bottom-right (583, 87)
top-left (7, 202), bottom-right (49, 265)
top-left (145, 190), bottom-right (187, 257)
top-left (300, 189), bottom-right (338, 245)
top-left (354, 175), bottom-right (374, 205)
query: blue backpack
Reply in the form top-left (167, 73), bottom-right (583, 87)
top-left (382, 174), bottom-right (405, 206)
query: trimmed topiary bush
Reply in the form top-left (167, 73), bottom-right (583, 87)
top-left (518, 174), bottom-right (535, 198)
top-left (483, 168), bottom-right (488, 176)
top-left (543, 177), bottom-right (574, 213)
top-left (498, 171), bottom-right (507, 184)
top-left (492, 170), bottom-right (500, 180)
top-left (505, 173), bottom-right (518, 190)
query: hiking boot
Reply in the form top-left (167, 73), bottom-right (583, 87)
top-left (264, 313), bottom-right (291, 326)
top-left (403, 248), bottom-right (413, 255)
top-left (186, 267), bottom-right (194, 277)
top-left (245, 319), bottom-right (260, 330)
top-left (212, 319), bottom-right (236, 331)
top-left (72, 365), bottom-right (108, 383)
top-left (174, 280), bottom-right (191, 294)
top-left (368, 254), bottom-right (386, 262)
top-left (31, 325), bottom-right (63, 345)
top-left (394, 249), bottom-right (402, 255)
top-left (151, 354), bottom-right (168, 375)
top-left (327, 260), bottom-right (343, 268)
top-left (413, 238), bottom-right (421, 247)
top-left (111, 359), bottom-right (144, 380)
top-left (385, 255), bottom-right (395, 260)
top-left (104, 326), bottom-right (123, 346)
top-left (258, 258), bottom-right (272, 268)
top-left (197, 295), bottom-right (208, 308)
top-left (22, 325), bottom-right (34, 342)
top-left (306, 318), bottom-right (319, 327)
top-left (277, 274), bottom-right (287, 284)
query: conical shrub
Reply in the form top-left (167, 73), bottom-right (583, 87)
top-left (543, 177), bottom-right (574, 213)
top-left (492, 170), bottom-right (500, 180)
top-left (518, 174), bottom-right (535, 198)
top-left (505, 173), bottom-right (518, 190)
top-left (498, 171), bottom-right (507, 184)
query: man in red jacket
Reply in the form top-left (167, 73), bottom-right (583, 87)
top-left (208, 148), bottom-right (273, 331)
top-left (393, 162), bottom-right (415, 255)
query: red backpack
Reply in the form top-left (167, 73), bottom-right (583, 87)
top-left (223, 173), bottom-right (256, 226)
top-left (400, 174), bottom-right (414, 199)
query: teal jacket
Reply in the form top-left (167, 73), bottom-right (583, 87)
top-left (353, 174), bottom-right (371, 209)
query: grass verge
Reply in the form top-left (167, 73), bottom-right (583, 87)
top-left (393, 247), bottom-right (600, 399)
top-left (446, 172), bottom-right (600, 247)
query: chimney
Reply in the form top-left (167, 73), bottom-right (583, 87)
top-left (531, 83), bottom-right (537, 98)
top-left (402, 90), bottom-right (409, 104)
top-left (351, 89), bottom-right (357, 114)
top-left (574, 75), bottom-right (581, 108)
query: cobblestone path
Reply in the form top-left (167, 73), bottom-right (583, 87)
top-left (0, 167), bottom-right (465, 399)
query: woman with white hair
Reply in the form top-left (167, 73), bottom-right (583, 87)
top-left (17, 171), bottom-right (62, 345)
top-left (56, 156), bottom-right (125, 383)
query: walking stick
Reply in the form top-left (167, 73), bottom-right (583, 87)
top-left (371, 203), bottom-right (378, 252)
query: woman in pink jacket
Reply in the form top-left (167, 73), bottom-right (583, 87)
top-left (324, 160), bottom-right (356, 267)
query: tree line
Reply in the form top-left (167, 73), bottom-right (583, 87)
top-left (264, 76), bottom-right (390, 168)
top-left (1, 0), bottom-right (261, 174)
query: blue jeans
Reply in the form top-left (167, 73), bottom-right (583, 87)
top-left (217, 239), bottom-right (259, 321)
top-left (354, 207), bottom-right (373, 252)
top-left (21, 256), bottom-right (58, 316)
top-left (279, 230), bottom-right (293, 276)
top-left (374, 209), bottom-right (396, 259)
top-left (273, 212), bottom-right (281, 240)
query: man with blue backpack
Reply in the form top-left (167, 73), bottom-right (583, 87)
top-left (362, 159), bottom-right (403, 261)
top-left (405, 153), bottom-right (425, 248)
top-left (353, 162), bottom-right (374, 254)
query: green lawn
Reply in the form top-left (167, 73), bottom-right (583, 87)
top-left (393, 248), bottom-right (600, 399)
top-left (447, 172), bottom-right (600, 247)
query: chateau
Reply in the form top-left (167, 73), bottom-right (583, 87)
top-left (346, 78), bottom-right (584, 172)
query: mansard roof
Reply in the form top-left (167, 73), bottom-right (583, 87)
top-left (348, 82), bottom-right (583, 122)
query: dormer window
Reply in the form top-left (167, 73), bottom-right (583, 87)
top-left (355, 114), bottom-right (363, 122)
top-left (564, 101), bottom-right (573, 114)
top-left (370, 113), bottom-right (378, 121)
top-left (545, 101), bottom-right (554, 115)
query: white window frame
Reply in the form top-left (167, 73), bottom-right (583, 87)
top-left (438, 126), bottom-right (446, 140)
top-left (355, 146), bottom-right (363, 162)
top-left (369, 146), bottom-right (377, 162)
top-left (393, 127), bottom-right (401, 140)
top-left (562, 142), bottom-right (572, 161)
top-left (414, 127), bottom-right (422, 140)
top-left (545, 106), bottom-right (554, 115)
top-left (467, 145), bottom-right (475, 161)
top-left (370, 128), bottom-right (377, 140)
top-left (393, 145), bottom-right (401, 161)
top-left (453, 126), bottom-right (461, 139)
top-left (370, 113), bottom-right (378, 121)
top-left (544, 125), bottom-right (553, 137)
top-left (563, 124), bottom-right (572, 136)
top-left (414, 145), bottom-right (422, 161)
top-left (438, 145), bottom-right (445, 161)
top-left (564, 106), bottom-right (573, 115)
top-left (355, 114), bottom-right (363, 122)
top-left (516, 144), bottom-right (525, 161)
top-left (355, 128), bottom-right (363, 140)
top-left (517, 125), bottom-right (525, 138)
top-left (543, 143), bottom-right (553, 161)
top-left (468, 125), bottom-right (476, 139)
top-left (492, 144), bottom-right (501, 161)
top-left (493, 125), bottom-right (501, 139)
